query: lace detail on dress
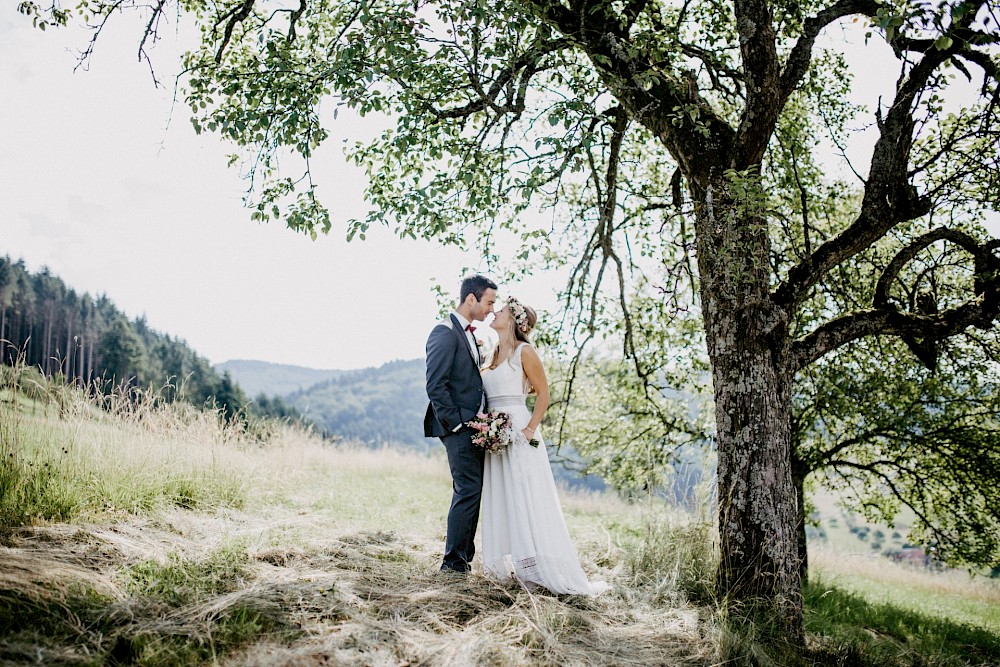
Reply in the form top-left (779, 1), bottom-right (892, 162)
top-left (487, 393), bottom-right (524, 407)
top-left (516, 555), bottom-right (540, 582)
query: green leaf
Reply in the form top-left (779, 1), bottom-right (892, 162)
top-left (934, 35), bottom-right (953, 50)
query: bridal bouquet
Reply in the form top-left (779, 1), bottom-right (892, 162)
top-left (468, 411), bottom-right (514, 454)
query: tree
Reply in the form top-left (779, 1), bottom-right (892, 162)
top-left (25, 0), bottom-right (1000, 639)
top-left (548, 205), bottom-right (1000, 586)
top-left (792, 333), bottom-right (1000, 583)
top-left (98, 316), bottom-right (143, 386)
top-left (213, 370), bottom-right (248, 421)
top-left (0, 259), bottom-right (11, 354)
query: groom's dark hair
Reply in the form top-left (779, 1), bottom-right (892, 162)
top-left (460, 275), bottom-right (498, 303)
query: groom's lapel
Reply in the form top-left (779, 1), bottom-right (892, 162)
top-left (450, 314), bottom-right (479, 365)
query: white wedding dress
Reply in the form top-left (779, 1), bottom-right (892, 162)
top-left (480, 343), bottom-right (609, 595)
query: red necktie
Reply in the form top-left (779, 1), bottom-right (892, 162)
top-left (466, 324), bottom-right (476, 333)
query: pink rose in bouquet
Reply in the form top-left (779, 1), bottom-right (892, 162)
top-left (468, 411), bottom-right (514, 455)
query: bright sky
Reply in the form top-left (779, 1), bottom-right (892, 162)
top-left (1, 12), bottom-right (996, 370)
top-left (0, 12), bottom-right (517, 370)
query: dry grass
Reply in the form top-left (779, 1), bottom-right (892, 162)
top-left (0, 504), bottom-right (712, 666)
top-left (1, 370), bottom-right (456, 526)
top-left (813, 549), bottom-right (1000, 607)
top-left (0, 376), bottom-right (715, 666)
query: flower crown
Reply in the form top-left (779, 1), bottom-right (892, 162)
top-left (508, 297), bottom-right (530, 334)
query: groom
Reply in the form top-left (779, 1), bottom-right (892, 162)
top-left (424, 275), bottom-right (498, 573)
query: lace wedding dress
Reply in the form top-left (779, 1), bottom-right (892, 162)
top-left (480, 343), bottom-right (609, 595)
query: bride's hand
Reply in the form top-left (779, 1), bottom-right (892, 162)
top-left (521, 427), bottom-right (540, 447)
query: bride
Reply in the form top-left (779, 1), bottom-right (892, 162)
top-left (479, 297), bottom-right (609, 595)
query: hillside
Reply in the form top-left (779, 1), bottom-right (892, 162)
top-left (214, 359), bottom-right (346, 398)
top-left (3, 372), bottom-right (999, 666)
top-left (284, 358), bottom-right (429, 448)
top-left (279, 358), bottom-right (605, 490)
top-left (0, 256), bottom-right (255, 419)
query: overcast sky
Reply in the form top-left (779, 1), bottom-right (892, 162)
top-left (0, 12), bottom-right (518, 370)
top-left (1, 11), bottom-right (996, 370)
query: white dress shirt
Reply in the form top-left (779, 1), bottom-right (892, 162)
top-left (452, 311), bottom-right (480, 366)
top-left (449, 311), bottom-right (484, 428)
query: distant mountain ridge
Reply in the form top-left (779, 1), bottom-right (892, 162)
top-left (214, 359), bottom-right (347, 398)
top-left (216, 356), bottom-right (430, 448)
top-left (285, 359), bottom-right (429, 449)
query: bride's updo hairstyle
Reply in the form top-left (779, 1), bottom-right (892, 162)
top-left (508, 296), bottom-right (537, 343)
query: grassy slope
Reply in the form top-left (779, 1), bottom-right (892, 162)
top-left (1, 373), bottom-right (998, 666)
top-left (808, 491), bottom-right (1000, 635)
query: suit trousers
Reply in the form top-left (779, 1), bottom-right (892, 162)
top-left (440, 428), bottom-right (486, 572)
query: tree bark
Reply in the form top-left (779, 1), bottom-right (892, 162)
top-left (692, 175), bottom-right (803, 638)
top-left (794, 469), bottom-right (808, 587)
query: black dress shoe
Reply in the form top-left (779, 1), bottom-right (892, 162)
top-left (439, 564), bottom-right (471, 574)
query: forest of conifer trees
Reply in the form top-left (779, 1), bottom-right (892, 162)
top-left (0, 256), bottom-right (304, 424)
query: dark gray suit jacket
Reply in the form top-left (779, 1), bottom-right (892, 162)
top-left (424, 315), bottom-right (484, 438)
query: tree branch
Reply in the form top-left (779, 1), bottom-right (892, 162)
top-left (773, 42), bottom-right (956, 309)
top-left (287, 0), bottom-right (307, 44)
top-left (827, 459), bottom-right (958, 550)
top-left (731, 0), bottom-right (781, 166)
top-left (872, 227), bottom-right (991, 308)
top-left (792, 287), bottom-right (999, 372)
top-left (522, 0), bottom-right (736, 179)
top-left (136, 0), bottom-right (168, 84)
top-left (778, 0), bottom-right (881, 104)
top-left (215, 0), bottom-right (257, 64)
top-left (677, 41), bottom-right (744, 97)
top-left (428, 37), bottom-right (570, 120)
top-left (774, 0), bottom-right (996, 308)
top-left (792, 227), bottom-right (1000, 371)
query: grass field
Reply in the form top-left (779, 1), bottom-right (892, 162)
top-left (1, 370), bottom-right (998, 666)
top-left (808, 489), bottom-right (1000, 636)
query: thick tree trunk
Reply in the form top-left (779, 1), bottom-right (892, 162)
top-left (693, 176), bottom-right (803, 639)
top-left (794, 470), bottom-right (808, 587)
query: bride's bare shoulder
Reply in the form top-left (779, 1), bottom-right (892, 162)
top-left (519, 343), bottom-right (541, 362)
